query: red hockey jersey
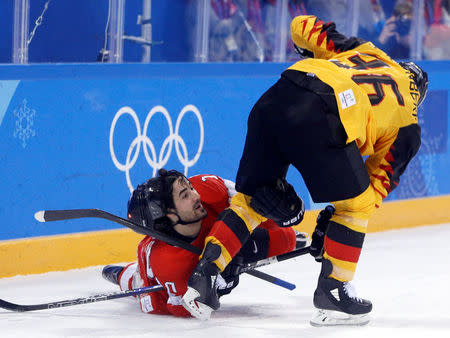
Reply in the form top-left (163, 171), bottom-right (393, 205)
top-left (118, 174), bottom-right (296, 317)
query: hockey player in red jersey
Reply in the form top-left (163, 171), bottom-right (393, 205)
top-left (182, 15), bottom-right (428, 325)
top-left (102, 169), bottom-right (304, 317)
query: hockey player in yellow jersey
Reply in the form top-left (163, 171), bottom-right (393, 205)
top-left (182, 15), bottom-right (428, 326)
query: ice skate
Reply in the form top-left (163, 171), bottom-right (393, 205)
top-left (311, 259), bottom-right (372, 326)
top-left (101, 265), bottom-right (124, 286)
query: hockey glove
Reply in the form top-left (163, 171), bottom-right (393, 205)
top-left (217, 228), bottom-right (270, 297)
top-left (250, 178), bottom-right (305, 227)
top-left (310, 205), bottom-right (335, 262)
top-left (217, 255), bottom-right (243, 297)
top-left (295, 230), bottom-right (309, 249)
top-left (182, 243), bottom-right (221, 320)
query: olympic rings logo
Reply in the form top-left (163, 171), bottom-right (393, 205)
top-left (109, 104), bottom-right (204, 192)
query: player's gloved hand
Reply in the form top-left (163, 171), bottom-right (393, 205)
top-left (295, 230), bottom-right (309, 249)
top-left (217, 227), bottom-right (270, 297)
top-left (310, 205), bottom-right (335, 262)
top-left (217, 255), bottom-right (243, 297)
top-left (250, 178), bottom-right (305, 227)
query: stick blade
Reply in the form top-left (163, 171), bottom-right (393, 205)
top-left (34, 211), bottom-right (45, 222)
top-left (33, 209), bottom-right (100, 222)
top-left (0, 298), bottom-right (28, 312)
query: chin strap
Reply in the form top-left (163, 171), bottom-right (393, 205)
top-left (170, 212), bottom-right (206, 226)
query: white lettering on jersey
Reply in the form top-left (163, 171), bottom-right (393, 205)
top-left (201, 175), bottom-right (219, 181)
top-left (165, 282), bottom-right (183, 306)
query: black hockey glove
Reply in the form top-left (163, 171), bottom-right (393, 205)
top-left (250, 178), bottom-right (305, 227)
top-left (217, 255), bottom-right (243, 297)
top-left (217, 228), bottom-right (270, 297)
top-left (239, 228), bottom-right (270, 263)
top-left (294, 230), bottom-right (309, 249)
top-left (310, 205), bottom-right (335, 262)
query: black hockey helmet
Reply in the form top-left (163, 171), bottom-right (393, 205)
top-left (399, 61), bottom-right (429, 106)
top-left (127, 169), bottom-right (186, 231)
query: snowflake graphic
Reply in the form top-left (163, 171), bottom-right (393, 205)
top-left (394, 128), bottom-right (441, 199)
top-left (13, 99), bottom-right (36, 148)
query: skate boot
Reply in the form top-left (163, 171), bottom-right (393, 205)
top-left (102, 265), bottom-right (125, 285)
top-left (182, 242), bottom-right (221, 320)
top-left (311, 259), bottom-right (372, 326)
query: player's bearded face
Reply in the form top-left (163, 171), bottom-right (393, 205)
top-left (171, 178), bottom-right (207, 223)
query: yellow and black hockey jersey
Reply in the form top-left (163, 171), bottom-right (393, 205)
top-left (200, 16), bottom-right (423, 283)
top-left (289, 15), bottom-right (422, 206)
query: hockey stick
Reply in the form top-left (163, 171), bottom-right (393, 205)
top-left (0, 284), bottom-right (164, 312)
top-left (35, 209), bottom-right (308, 290)
top-left (0, 249), bottom-right (311, 313)
top-left (241, 245), bottom-right (310, 272)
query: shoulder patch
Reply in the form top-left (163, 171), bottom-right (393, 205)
top-left (338, 89), bottom-right (357, 109)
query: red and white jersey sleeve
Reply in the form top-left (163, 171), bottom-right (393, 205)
top-left (148, 240), bottom-right (200, 317)
top-left (122, 236), bottom-right (202, 317)
top-left (189, 174), bottom-right (232, 214)
top-left (118, 237), bottom-right (171, 315)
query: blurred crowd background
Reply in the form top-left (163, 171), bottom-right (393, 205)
top-left (1, 0), bottom-right (449, 64)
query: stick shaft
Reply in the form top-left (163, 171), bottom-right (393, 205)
top-left (37, 208), bottom-right (310, 290)
top-left (0, 285), bottom-right (164, 312)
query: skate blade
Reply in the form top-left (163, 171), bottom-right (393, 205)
top-left (181, 287), bottom-right (213, 321)
top-left (310, 309), bottom-right (371, 327)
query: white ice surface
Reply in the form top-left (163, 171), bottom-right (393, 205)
top-left (1, 224), bottom-right (450, 338)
